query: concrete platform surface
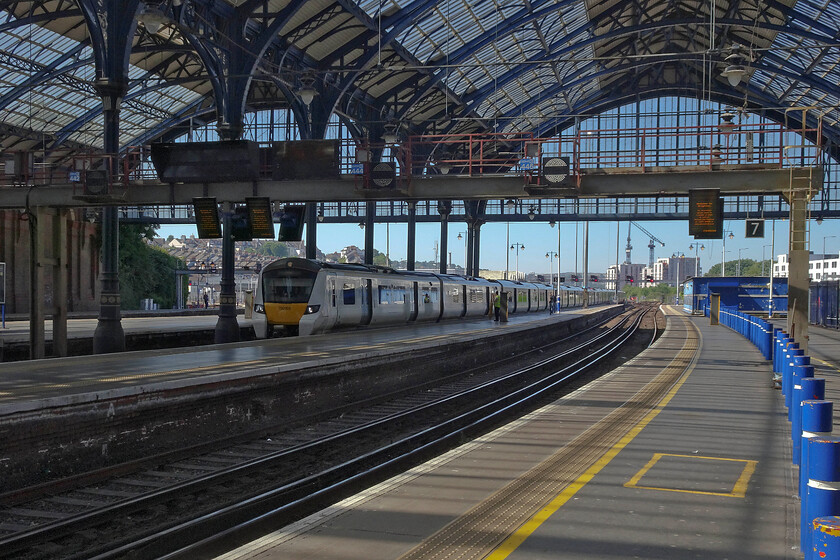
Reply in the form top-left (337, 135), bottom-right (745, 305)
top-left (213, 306), bottom-right (795, 560)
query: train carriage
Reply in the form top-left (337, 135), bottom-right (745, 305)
top-left (252, 258), bottom-right (611, 338)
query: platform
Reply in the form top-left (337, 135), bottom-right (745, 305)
top-left (215, 306), bottom-right (796, 560)
top-left (0, 306), bottom-right (609, 412)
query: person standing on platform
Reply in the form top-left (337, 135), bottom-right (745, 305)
top-left (203, 292), bottom-right (209, 309)
top-left (494, 292), bottom-right (501, 321)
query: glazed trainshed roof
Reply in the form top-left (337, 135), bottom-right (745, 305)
top-left (0, 0), bottom-right (838, 163)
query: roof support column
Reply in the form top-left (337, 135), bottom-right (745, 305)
top-left (406, 202), bottom-right (416, 271)
top-left (785, 187), bottom-right (812, 351)
top-left (93, 86), bottom-right (126, 353)
top-left (80, 0), bottom-right (140, 354)
top-left (438, 201), bottom-right (452, 274)
top-left (364, 201), bottom-right (375, 265)
top-left (214, 203), bottom-right (240, 343)
top-left (464, 201), bottom-right (486, 277)
top-left (306, 203), bottom-right (317, 260)
top-left (583, 221), bottom-right (590, 308)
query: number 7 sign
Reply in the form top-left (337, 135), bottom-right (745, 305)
top-left (745, 219), bottom-right (765, 238)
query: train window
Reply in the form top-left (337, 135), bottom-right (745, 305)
top-left (343, 283), bottom-right (356, 305)
top-left (378, 285), bottom-right (407, 305)
top-left (448, 288), bottom-right (460, 304)
top-left (263, 268), bottom-right (317, 304)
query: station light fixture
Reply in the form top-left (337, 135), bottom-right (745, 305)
top-left (298, 74), bottom-right (317, 107)
top-left (717, 110), bottom-right (737, 130)
top-left (722, 45), bottom-right (748, 87)
top-left (137, 3), bottom-right (168, 34)
top-left (528, 206), bottom-right (536, 220)
top-left (317, 209), bottom-right (324, 222)
top-left (505, 199), bottom-right (516, 210)
top-left (382, 122), bottom-right (400, 144)
top-left (436, 153), bottom-right (451, 175)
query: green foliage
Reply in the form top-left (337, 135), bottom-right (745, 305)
top-left (623, 283), bottom-right (678, 303)
top-left (705, 259), bottom-right (771, 277)
top-left (118, 224), bottom-right (186, 309)
top-left (253, 241), bottom-right (292, 258)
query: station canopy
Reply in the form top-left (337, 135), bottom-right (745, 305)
top-left (1, 0), bottom-right (839, 165)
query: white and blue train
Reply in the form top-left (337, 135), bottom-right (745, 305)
top-left (251, 258), bottom-right (614, 337)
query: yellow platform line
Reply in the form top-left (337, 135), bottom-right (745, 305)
top-left (812, 356), bottom-right (840, 374)
top-left (486, 321), bottom-right (700, 560)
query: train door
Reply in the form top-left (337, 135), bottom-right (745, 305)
top-left (327, 273), bottom-right (339, 324)
top-left (410, 282), bottom-right (419, 321)
top-left (461, 285), bottom-right (467, 317)
top-left (362, 279), bottom-right (373, 325)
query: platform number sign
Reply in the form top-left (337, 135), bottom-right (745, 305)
top-left (745, 219), bottom-right (765, 238)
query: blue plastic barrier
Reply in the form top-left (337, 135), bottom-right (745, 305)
top-left (811, 516), bottom-right (840, 560)
top-left (806, 436), bottom-right (840, 553)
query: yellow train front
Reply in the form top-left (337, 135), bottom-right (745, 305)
top-left (251, 258), bottom-right (323, 337)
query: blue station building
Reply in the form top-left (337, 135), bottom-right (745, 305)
top-left (683, 277), bottom-right (789, 317)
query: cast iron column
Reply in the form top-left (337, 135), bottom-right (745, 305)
top-left (407, 202), bottom-right (416, 271)
top-left (93, 82), bottom-right (126, 353)
top-left (215, 205), bottom-right (240, 343)
top-left (306, 202), bottom-right (317, 259)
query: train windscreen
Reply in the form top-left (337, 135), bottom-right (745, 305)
top-left (263, 268), bottom-right (317, 303)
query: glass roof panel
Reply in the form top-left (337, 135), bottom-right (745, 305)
top-left (0, 15), bottom-right (203, 151)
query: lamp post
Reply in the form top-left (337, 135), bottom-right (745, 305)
top-left (737, 247), bottom-right (746, 276)
top-left (672, 252), bottom-right (685, 303)
top-left (456, 231), bottom-right (468, 274)
top-left (762, 244), bottom-right (772, 276)
top-left (721, 230), bottom-right (735, 276)
top-left (546, 251), bottom-right (558, 313)
top-left (689, 243), bottom-right (705, 277)
top-left (546, 250), bottom-right (558, 289)
top-left (510, 242), bottom-right (525, 280)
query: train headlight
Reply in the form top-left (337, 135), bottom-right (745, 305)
top-left (254, 303), bottom-right (266, 314)
top-left (305, 304), bottom-right (321, 315)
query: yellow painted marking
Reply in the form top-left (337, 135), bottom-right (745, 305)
top-left (812, 357), bottom-right (840, 374)
top-left (486, 320), bottom-right (699, 560)
top-left (624, 453), bottom-right (758, 498)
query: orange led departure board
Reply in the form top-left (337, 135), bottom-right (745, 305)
top-left (689, 189), bottom-right (723, 239)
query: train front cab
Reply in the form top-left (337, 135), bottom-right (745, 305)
top-left (254, 258), bottom-right (321, 337)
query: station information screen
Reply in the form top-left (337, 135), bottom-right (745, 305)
top-left (246, 197), bottom-right (275, 239)
top-left (193, 197), bottom-right (222, 239)
top-left (689, 189), bottom-right (723, 239)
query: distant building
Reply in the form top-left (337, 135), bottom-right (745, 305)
top-left (645, 256), bottom-right (699, 287)
top-left (774, 252), bottom-right (840, 281)
top-left (605, 263), bottom-right (646, 290)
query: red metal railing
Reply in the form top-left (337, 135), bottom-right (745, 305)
top-left (0, 121), bottom-right (823, 191)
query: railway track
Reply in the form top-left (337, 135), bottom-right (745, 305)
top-left (0, 305), bottom-right (656, 560)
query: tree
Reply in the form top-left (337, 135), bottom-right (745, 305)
top-left (118, 224), bottom-right (186, 309)
top-left (705, 258), bottom-right (771, 277)
top-left (623, 283), bottom-right (677, 303)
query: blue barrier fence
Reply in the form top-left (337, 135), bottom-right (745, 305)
top-left (713, 306), bottom-right (835, 558)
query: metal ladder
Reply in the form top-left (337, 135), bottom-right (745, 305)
top-left (783, 106), bottom-right (823, 254)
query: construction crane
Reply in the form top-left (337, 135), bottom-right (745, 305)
top-left (626, 222), bottom-right (666, 268)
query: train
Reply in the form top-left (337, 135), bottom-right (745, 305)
top-left (250, 257), bottom-right (616, 337)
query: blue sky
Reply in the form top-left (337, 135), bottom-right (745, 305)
top-left (157, 217), bottom-right (840, 276)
